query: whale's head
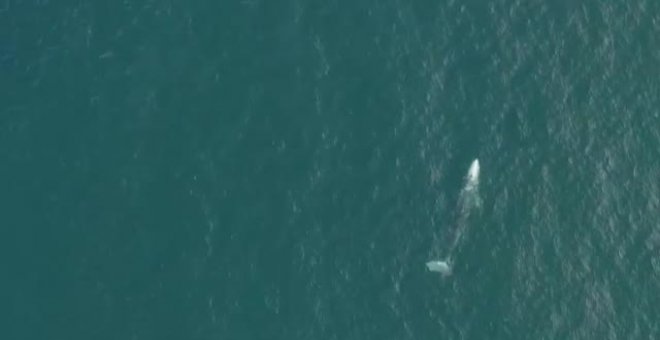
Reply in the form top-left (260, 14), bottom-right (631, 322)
top-left (467, 159), bottom-right (480, 183)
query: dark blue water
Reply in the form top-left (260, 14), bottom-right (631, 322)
top-left (3, 1), bottom-right (660, 339)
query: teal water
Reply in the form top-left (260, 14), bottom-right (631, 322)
top-left (3, 1), bottom-right (660, 339)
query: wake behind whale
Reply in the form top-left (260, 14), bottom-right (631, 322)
top-left (426, 158), bottom-right (481, 276)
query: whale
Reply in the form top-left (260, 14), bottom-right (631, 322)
top-left (427, 158), bottom-right (480, 277)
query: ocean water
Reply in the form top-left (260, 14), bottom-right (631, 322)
top-left (3, 1), bottom-right (660, 339)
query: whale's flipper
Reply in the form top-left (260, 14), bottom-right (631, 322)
top-left (426, 260), bottom-right (452, 276)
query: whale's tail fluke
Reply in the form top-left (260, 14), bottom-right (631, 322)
top-left (426, 259), bottom-right (452, 276)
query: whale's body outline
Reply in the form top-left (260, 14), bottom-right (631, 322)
top-left (427, 158), bottom-right (480, 277)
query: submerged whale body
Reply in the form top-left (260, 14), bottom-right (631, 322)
top-left (427, 158), bottom-right (480, 277)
